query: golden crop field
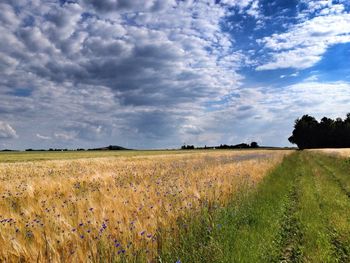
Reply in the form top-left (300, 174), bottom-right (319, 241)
top-left (309, 148), bottom-right (350, 157)
top-left (0, 150), bottom-right (290, 262)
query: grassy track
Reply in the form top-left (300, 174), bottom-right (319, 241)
top-left (308, 153), bottom-right (350, 261)
top-left (160, 151), bottom-right (350, 262)
top-left (313, 153), bottom-right (350, 197)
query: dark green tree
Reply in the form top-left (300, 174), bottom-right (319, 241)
top-left (289, 113), bottom-right (350, 149)
top-left (288, 115), bottom-right (318, 149)
top-left (250, 142), bottom-right (259, 148)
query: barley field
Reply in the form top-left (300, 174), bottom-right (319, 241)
top-left (0, 150), bottom-right (289, 262)
top-left (311, 148), bottom-right (350, 157)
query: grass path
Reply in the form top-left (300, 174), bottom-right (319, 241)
top-left (160, 152), bottom-right (350, 262)
top-left (308, 153), bottom-right (350, 261)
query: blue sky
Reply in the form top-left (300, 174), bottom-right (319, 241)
top-left (1, 0), bottom-right (350, 149)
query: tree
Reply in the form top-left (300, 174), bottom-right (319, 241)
top-left (181, 145), bottom-right (195, 150)
top-left (288, 115), bottom-right (318, 149)
top-left (250, 142), bottom-right (259, 148)
top-left (289, 113), bottom-right (350, 149)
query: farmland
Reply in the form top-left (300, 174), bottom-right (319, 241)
top-left (1, 149), bottom-right (350, 262)
top-left (311, 148), bottom-right (350, 158)
top-left (0, 150), bottom-right (288, 262)
top-left (0, 150), bottom-right (198, 163)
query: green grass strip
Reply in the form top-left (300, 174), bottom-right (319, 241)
top-left (159, 153), bottom-right (301, 262)
top-left (160, 151), bottom-right (350, 263)
top-left (312, 153), bottom-right (350, 197)
top-left (307, 153), bottom-right (350, 261)
top-left (293, 153), bottom-right (334, 262)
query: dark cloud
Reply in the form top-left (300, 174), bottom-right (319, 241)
top-left (83, 0), bottom-right (175, 12)
top-left (237, 105), bottom-right (253, 111)
top-left (128, 110), bottom-right (180, 139)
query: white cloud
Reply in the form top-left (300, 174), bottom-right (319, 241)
top-left (0, 121), bottom-right (17, 139)
top-left (246, 0), bottom-right (261, 19)
top-left (220, 0), bottom-right (254, 9)
top-left (299, 1), bottom-right (346, 16)
top-left (257, 9), bottom-right (350, 70)
top-left (177, 80), bottom-right (350, 146)
top-left (304, 75), bottom-right (319, 82)
top-left (36, 133), bottom-right (51, 140)
top-left (54, 132), bottom-right (76, 141)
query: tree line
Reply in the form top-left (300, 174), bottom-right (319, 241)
top-left (23, 145), bottom-right (129, 152)
top-left (181, 142), bottom-right (259, 150)
top-left (289, 113), bottom-right (350, 149)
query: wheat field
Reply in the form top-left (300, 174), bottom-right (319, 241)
top-left (309, 148), bottom-right (350, 157)
top-left (0, 150), bottom-right (290, 262)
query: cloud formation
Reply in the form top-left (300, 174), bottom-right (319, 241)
top-left (0, 121), bottom-right (17, 139)
top-left (257, 2), bottom-right (350, 70)
top-left (0, 0), bottom-right (248, 148)
top-left (0, 0), bottom-right (350, 149)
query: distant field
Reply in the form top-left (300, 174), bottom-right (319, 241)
top-left (311, 148), bottom-right (350, 157)
top-left (0, 150), bottom-right (183, 163)
top-left (0, 148), bottom-right (286, 163)
top-left (0, 150), bottom-right (289, 262)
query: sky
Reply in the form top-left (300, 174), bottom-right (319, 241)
top-left (1, 0), bottom-right (350, 149)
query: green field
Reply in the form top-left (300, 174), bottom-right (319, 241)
top-left (160, 151), bottom-right (350, 262)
